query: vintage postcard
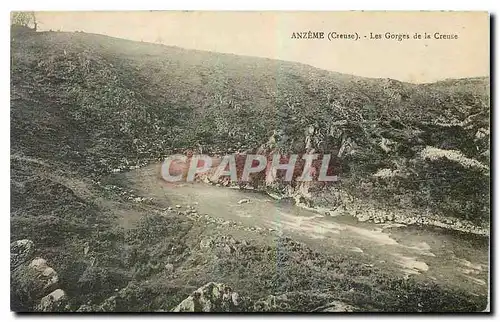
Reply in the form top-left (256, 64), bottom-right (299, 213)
top-left (10, 11), bottom-right (490, 313)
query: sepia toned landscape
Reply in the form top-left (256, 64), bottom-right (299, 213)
top-left (10, 11), bottom-right (490, 312)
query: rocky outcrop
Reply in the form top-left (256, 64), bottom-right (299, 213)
top-left (172, 282), bottom-right (241, 312)
top-left (10, 239), bottom-right (66, 312)
top-left (253, 294), bottom-right (291, 312)
top-left (28, 257), bottom-right (60, 294)
top-left (36, 289), bottom-right (67, 312)
top-left (11, 239), bottom-right (35, 269)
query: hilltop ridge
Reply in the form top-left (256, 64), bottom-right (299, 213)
top-left (11, 28), bottom-right (490, 227)
top-left (10, 28), bottom-right (490, 312)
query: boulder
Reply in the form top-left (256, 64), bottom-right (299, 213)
top-left (37, 289), bottom-right (67, 312)
top-left (28, 257), bottom-right (59, 293)
top-left (172, 282), bottom-right (241, 312)
top-left (11, 239), bottom-right (35, 269)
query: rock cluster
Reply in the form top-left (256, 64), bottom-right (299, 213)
top-left (10, 239), bottom-right (67, 312)
top-left (28, 257), bottom-right (59, 294)
top-left (172, 282), bottom-right (241, 312)
top-left (37, 289), bottom-right (67, 312)
top-left (253, 294), bottom-right (291, 311)
top-left (345, 203), bottom-right (488, 235)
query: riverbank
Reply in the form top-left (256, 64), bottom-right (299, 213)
top-left (199, 175), bottom-right (490, 237)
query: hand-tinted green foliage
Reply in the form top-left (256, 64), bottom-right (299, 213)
top-left (10, 30), bottom-right (489, 312)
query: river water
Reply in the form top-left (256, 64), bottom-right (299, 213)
top-left (115, 164), bottom-right (489, 299)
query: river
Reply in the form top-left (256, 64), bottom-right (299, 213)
top-left (113, 163), bottom-right (489, 300)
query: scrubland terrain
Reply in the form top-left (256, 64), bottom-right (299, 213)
top-left (10, 26), bottom-right (489, 312)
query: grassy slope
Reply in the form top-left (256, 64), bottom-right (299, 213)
top-left (11, 29), bottom-right (490, 225)
top-left (10, 28), bottom-right (489, 312)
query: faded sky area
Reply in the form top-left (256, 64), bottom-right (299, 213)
top-left (35, 11), bottom-right (489, 83)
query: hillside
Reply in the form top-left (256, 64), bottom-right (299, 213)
top-left (10, 27), bottom-right (490, 312)
top-left (11, 28), bottom-right (490, 227)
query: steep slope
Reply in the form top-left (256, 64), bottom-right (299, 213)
top-left (10, 28), bottom-right (489, 312)
top-left (11, 28), bottom-right (490, 228)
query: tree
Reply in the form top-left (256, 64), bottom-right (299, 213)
top-left (11, 12), bottom-right (37, 30)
